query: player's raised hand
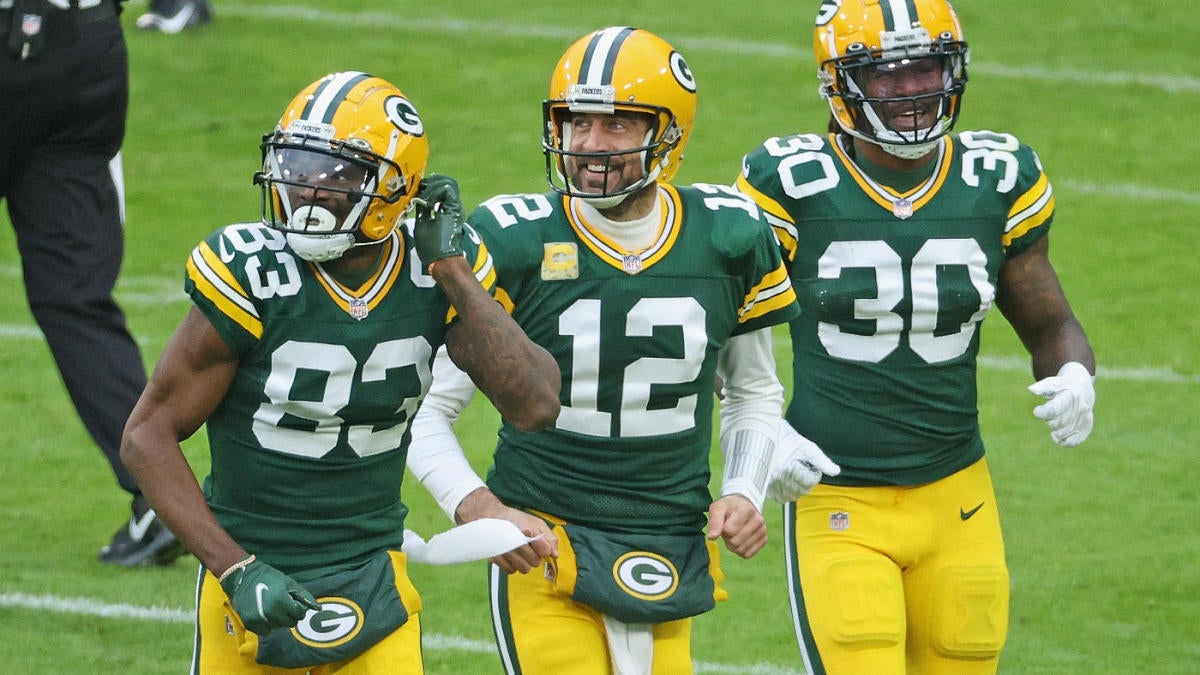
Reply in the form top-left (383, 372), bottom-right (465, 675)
top-left (412, 174), bottom-right (466, 271)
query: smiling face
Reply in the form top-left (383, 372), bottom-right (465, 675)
top-left (562, 110), bottom-right (655, 197)
top-left (854, 56), bottom-right (950, 139)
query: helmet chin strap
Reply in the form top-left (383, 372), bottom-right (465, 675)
top-left (286, 232), bottom-right (356, 262)
top-left (879, 138), bottom-right (940, 160)
top-left (571, 160), bottom-right (662, 211)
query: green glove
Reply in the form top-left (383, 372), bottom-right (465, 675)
top-left (218, 555), bottom-right (321, 635)
top-left (413, 173), bottom-right (466, 269)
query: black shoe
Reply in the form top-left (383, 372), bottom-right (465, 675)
top-left (98, 495), bottom-right (187, 567)
top-left (135, 0), bottom-right (213, 33)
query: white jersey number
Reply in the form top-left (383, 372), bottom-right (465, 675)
top-left (557, 297), bottom-right (707, 438)
top-left (253, 338), bottom-right (433, 458)
top-left (219, 224), bottom-right (304, 300)
top-left (818, 239), bottom-right (994, 364)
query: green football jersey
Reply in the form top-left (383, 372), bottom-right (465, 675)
top-left (469, 183), bottom-right (798, 534)
top-left (736, 131), bottom-right (1055, 487)
top-left (185, 222), bottom-right (484, 575)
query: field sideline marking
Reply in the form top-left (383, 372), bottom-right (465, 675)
top-left (1056, 179), bottom-right (1200, 206)
top-left (0, 592), bottom-right (804, 675)
top-left (219, 4), bottom-right (1200, 95)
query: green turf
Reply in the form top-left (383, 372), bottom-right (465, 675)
top-left (1, 1), bottom-right (1196, 673)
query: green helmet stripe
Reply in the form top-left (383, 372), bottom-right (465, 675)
top-left (881, 0), bottom-right (922, 31)
top-left (578, 26), bottom-right (636, 87)
top-left (302, 71), bottom-right (371, 123)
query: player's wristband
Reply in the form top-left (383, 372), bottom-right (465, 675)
top-left (721, 429), bottom-right (773, 511)
top-left (218, 554), bottom-right (256, 583)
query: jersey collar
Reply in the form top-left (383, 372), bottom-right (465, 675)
top-left (565, 185), bottom-right (684, 275)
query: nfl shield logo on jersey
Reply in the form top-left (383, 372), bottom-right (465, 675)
top-left (21, 13), bottom-right (43, 37)
top-left (349, 298), bottom-right (369, 320)
top-left (829, 511), bottom-right (850, 531)
top-left (622, 254), bottom-right (643, 275)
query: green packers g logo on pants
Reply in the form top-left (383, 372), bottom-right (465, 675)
top-left (612, 552), bottom-right (679, 601)
top-left (292, 597), bottom-right (365, 648)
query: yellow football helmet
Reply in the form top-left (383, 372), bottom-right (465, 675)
top-left (814, 0), bottom-right (969, 158)
top-left (543, 26), bottom-right (697, 205)
top-left (255, 71), bottom-right (429, 261)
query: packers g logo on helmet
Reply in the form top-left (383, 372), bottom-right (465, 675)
top-left (543, 26), bottom-right (697, 205)
top-left (255, 71), bottom-right (430, 261)
top-left (813, 0), bottom-right (970, 158)
top-left (384, 95), bottom-right (424, 138)
top-left (816, 0), bottom-right (841, 26)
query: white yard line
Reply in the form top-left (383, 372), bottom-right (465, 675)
top-left (216, 5), bottom-right (1200, 95)
top-left (976, 355), bottom-right (1199, 385)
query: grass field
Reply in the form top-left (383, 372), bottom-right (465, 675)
top-left (1, 1), bottom-right (1197, 673)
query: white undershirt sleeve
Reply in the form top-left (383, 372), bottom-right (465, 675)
top-left (407, 346), bottom-right (487, 522)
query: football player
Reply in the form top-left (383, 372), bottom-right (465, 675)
top-left (408, 27), bottom-right (803, 674)
top-left (119, 71), bottom-right (560, 674)
top-left (733, 1), bottom-right (1097, 673)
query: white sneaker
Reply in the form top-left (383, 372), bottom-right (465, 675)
top-left (135, 0), bottom-right (212, 34)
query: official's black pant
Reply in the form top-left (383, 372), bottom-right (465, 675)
top-left (1, 3), bottom-right (145, 496)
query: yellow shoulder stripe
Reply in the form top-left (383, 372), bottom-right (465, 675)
top-left (734, 173), bottom-right (793, 224)
top-left (186, 242), bottom-right (262, 338)
top-left (739, 262), bottom-right (796, 324)
top-left (1004, 174), bottom-right (1055, 247)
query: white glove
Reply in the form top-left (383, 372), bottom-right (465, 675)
top-left (1028, 361), bottom-right (1095, 448)
top-left (767, 421), bottom-right (841, 503)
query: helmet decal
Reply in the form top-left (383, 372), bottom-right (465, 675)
top-left (669, 51), bottom-right (697, 93)
top-left (816, 0), bottom-right (841, 26)
top-left (384, 95), bottom-right (424, 136)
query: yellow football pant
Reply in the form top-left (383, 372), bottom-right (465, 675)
top-left (489, 560), bottom-right (694, 674)
top-left (784, 457), bottom-right (1009, 675)
top-left (190, 566), bottom-right (424, 674)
